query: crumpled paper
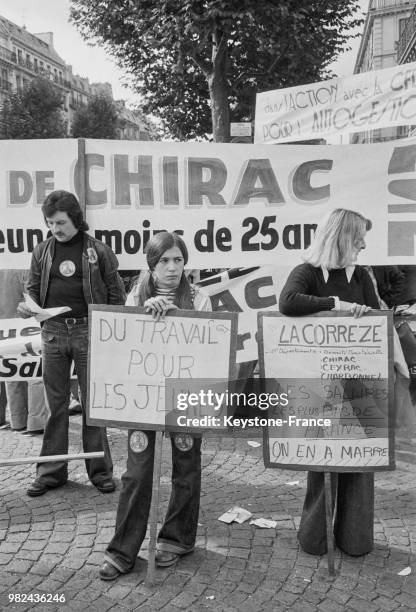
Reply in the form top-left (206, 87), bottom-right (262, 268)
top-left (218, 506), bottom-right (253, 524)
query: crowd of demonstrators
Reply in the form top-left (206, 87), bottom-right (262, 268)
top-left (99, 232), bottom-right (211, 581)
top-left (279, 209), bottom-right (380, 556)
top-left (17, 190), bottom-right (126, 498)
top-left (0, 192), bottom-right (412, 574)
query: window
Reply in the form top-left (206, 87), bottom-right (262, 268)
top-left (382, 15), bottom-right (395, 52)
top-left (399, 17), bottom-right (408, 36)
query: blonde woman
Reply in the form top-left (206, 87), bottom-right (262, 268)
top-left (279, 208), bottom-right (379, 556)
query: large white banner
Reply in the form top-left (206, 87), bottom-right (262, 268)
top-left (2, 138), bottom-right (416, 268)
top-left (0, 139), bottom-right (79, 268)
top-left (84, 137), bottom-right (416, 267)
top-left (255, 62), bottom-right (416, 144)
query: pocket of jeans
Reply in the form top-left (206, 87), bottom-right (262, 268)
top-left (41, 331), bottom-right (56, 343)
top-left (72, 331), bottom-right (89, 353)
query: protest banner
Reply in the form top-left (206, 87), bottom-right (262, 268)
top-left (86, 305), bottom-right (238, 429)
top-left (2, 137), bottom-right (416, 268)
top-left (0, 317), bottom-right (42, 381)
top-left (83, 137), bottom-right (416, 268)
top-left (198, 265), bottom-right (288, 362)
top-left (0, 139), bottom-right (79, 268)
top-left (255, 62), bottom-right (416, 144)
top-left (258, 311), bottom-right (394, 472)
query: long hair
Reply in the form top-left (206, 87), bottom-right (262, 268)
top-left (137, 232), bottom-right (194, 309)
top-left (304, 208), bottom-right (372, 269)
top-left (42, 190), bottom-right (89, 231)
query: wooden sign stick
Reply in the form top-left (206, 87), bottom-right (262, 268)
top-left (146, 430), bottom-right (164, 586)
top-left (0, 451), bottom-right (104, 467)
top-left (324, 472), bottom-right (335, 575)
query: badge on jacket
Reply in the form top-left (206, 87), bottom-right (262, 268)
top-left (129, 430), bottom-right (148, 453)
top-left (87, 248), bottom-right (98, 264)
top-left (174, 433), bottom-right (194, 451)
top-left (59, 260), bottom-right (76, 277)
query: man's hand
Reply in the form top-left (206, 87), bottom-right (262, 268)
top-left (143, 296), bottom-right (178, 321)
top-left (17, 301), bottom-right (37, 319)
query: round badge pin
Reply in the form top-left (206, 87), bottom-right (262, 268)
top-left (59, 260), bottom-right (76, 277)
top-left (174, 433), bottom-right (193, 451)
top-left (129, 430), bottom-right (148, 453)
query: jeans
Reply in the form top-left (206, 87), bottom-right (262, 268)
top-left (37, 319), bottom-right (113, 487)
top-left (105, 430), bottom-right (201, 572)
top-left (298, 471), bottom-right (374, 556)
top-left (0, 382), bottom-right (6, 424)
top-left (6, 380), bottom-right (49, 431)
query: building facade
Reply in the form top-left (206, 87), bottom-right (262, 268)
top-left (397, 1), bottom-right (416, 62)
top-left (0, 14), bottom-right (151, 139)
top-left (352, 0), bottom-right (416, 142)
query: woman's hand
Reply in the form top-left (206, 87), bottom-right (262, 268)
top-left (339, 300), bottom-right (372, 318)
top-left (16, 301), bottom-right (37, 319)
top-left (143, 296), bottom-right (178, 320)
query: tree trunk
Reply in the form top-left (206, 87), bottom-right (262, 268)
top-left (208, 71), bottom-right (230, 142)
top-left (208, 32), bottom-right (230, 143)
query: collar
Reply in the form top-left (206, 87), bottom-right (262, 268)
top-left (321, 265), bottom-right (355, 283)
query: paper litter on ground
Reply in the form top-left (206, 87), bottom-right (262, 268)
top-left (218, 506), bottom-right (253, 524)
top-left (249, 518), bottom-right (277, 529)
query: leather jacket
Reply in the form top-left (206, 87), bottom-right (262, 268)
top-left (26, 232), bottom-right (126, 308)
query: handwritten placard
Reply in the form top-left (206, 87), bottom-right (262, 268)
top-left (86, 306), bottom-right (237, 429)
top-left (258, 312), bottom-right (394, 471)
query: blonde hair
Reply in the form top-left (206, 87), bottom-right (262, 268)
top-left (304, 208), bottom-right (372, 269)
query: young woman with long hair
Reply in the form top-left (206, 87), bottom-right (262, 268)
top-left (99, 232), bottom-right (210, 580)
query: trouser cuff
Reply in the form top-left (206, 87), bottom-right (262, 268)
top-left (157, 540), bottom-right (194, 554)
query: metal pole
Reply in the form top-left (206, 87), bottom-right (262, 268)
top-left (0, 451), bottom-right (104, 467)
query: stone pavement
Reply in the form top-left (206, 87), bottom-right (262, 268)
top-left (0, 418), bottom-right (415, 612)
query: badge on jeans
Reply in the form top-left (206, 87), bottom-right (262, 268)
top-left (59, 260), bottom-right (76, 277)
top-left (129, 431), bottom-right (148, 453)
top-left (174, 433), bottom-right (193, 451)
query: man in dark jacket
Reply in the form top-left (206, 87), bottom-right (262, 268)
top-left (19, 191), bottom-right (126, 497)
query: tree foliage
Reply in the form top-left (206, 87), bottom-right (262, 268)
top-left (70, 0), bottom-right (363, 141)
top-left (0, 77), bottom-right (67, 139)
top-left (71, 93), bottom-right (120, 138)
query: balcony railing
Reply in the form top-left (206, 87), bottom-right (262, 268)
top-left (397, 4), bottom-right (416, 61)
top-left (370, 0), bottom-right (414, 9)
top-left (0, 46), bottom-right (15, 64)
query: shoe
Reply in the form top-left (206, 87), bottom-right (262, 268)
top-left (22, 429), bottom-right (44, 436)
top-left (68, 398), bottom-right (82, 415)
top-left (95, 479), bottom-right (116, 493)
top-left (0, 422), bottom-right (10, 430)
top-left (155, 551), bottom-right (179, 567)
top-left (26, 480), bottom-right (51, 497)
top-left (99, 561), bottom-right (121, 581)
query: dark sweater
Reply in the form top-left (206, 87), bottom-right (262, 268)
top-left (279, 263), bottom-right (380, 316)
top-left (44, 231), bottom-right (87, 318)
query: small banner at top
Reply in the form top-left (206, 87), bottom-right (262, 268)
top-left (255, 62), bottom-right (416, 144)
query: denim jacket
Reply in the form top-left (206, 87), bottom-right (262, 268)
top-left (26, 233), bottom-right (126, 308)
